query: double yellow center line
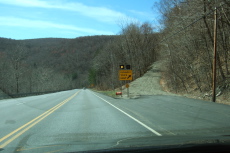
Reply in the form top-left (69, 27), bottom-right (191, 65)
top-left (0, 91), bottom-right (80, 148)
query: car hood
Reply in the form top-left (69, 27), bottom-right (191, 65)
top-left (14, 135), bottom-right (230, 153)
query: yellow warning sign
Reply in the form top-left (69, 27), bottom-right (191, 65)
top-left (119, 70), bottom-right (132, 80)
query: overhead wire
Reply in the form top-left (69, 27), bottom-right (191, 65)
top-left (160, 3), bottom-right (226, 43)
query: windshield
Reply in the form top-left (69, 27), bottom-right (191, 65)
top-left (0, 0), bottom-right (230, 152)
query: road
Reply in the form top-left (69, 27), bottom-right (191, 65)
top-left (0, 89), bottom-right (230, 152)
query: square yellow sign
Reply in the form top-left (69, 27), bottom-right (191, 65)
top-left (119, 70), bottom-right (132, 80)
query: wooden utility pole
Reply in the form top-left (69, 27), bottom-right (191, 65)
top-left (212, 7), bottom-right (217, 102)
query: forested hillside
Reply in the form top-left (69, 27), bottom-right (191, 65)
top-left (0, 36), bottom-right (115, 95)
top-left (89, 22), bottom-right (160, 90)
top-left (157, 0), bottom-right (230, 100)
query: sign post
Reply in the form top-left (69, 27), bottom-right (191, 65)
top-left (126, 83), bottom-right (129, 97)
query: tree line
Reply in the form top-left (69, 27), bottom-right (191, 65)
top-left (89, 22), bottom-right (160, 90)
top-left (157, 0), bottom-right (230, 98)
top-left (0, 36), bottom-right (114, 95)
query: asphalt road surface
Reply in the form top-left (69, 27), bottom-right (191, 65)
top-left (0, 89), bottom-right (230, 152)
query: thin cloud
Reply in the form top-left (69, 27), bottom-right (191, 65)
top-left (129, 9), bottom-right (162, 31)
top-left (0, 16), bottom-right (114, 35)
top-left (129, 10), bottom-right (147, 16)
top-left (129, 10), bottom-right (155, 19)
top-left (0, 0), bottom-right (53, 8)
top-left (0, 0), bottom-right (133, 23)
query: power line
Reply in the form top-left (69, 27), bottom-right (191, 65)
top-left (160, 3), bottom-right (226, 43)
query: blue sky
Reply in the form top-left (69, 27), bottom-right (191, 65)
top-left (0, 0), bottom-right (161, 40)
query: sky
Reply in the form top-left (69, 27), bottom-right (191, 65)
top-left (0, 0), bottom-right (161, 40)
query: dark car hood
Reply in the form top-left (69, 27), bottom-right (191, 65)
top-left (13, 135), bottom-right (230, 153)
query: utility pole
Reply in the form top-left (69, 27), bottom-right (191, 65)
top-left (212, 7), bottom-right (217, 102)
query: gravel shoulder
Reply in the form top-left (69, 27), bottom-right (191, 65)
top-left (120, 60), bottom-right (177, 98)
top-left (119, 61), bottom-right (229, 106)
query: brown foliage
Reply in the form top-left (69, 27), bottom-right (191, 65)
top-left (157, 0), bottom-right (230, 96)
top-left (90, 22), bottom-right (159, 90)
top-left (0, 36), bottom-right (114, 94)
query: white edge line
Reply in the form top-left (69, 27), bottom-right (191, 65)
top-left (91, 91), bottom-right (162, 136)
